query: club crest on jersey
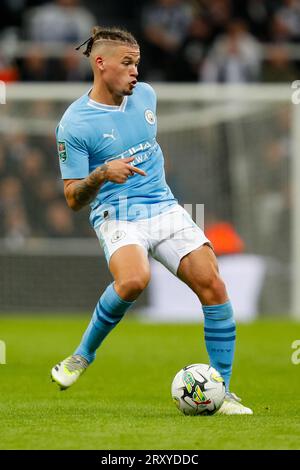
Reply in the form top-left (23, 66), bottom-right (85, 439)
top-left (111, 230), bottom-right (126, 244)
top-left (145, 109), bottom-right (156, 125)
top-left (58, 141), bottom-right (67, 163)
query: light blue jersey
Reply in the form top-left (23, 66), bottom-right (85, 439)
top-left (56, 82), bottom-right (177, 228)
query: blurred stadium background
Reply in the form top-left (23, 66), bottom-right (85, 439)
top-left (0, 0), bottom-right (299, 319)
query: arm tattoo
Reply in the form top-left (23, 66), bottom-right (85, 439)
top-left (73, 164), bottom-right (108, 207)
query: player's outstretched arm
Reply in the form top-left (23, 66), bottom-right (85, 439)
top-left (64, 157), bottom-right (146, 211)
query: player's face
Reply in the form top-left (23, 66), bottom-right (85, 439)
top-left (102, 46), bottom-right (140, 97)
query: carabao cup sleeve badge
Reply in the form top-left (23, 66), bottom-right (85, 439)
top-left (58, 141), bottom-right (67, 163)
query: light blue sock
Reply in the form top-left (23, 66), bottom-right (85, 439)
top-left (202, 301), bottom-right (236, 392)
top-left (74, 283), bottom-right (134, 363)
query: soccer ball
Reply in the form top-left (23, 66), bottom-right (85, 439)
top-left (171, 364), bottom-right (225, 416)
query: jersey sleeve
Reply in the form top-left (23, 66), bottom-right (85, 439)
top-left (139, 82), bottom-right (157, 112)
top-left (56, 122), bottom-right (89, 179)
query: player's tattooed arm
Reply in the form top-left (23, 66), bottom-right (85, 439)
top-left (64, 164), bottom-right (108, 211)
top-left (73, 165), bottom-right (108, 207)
top-left (63, 157), bottom-right (146, 211)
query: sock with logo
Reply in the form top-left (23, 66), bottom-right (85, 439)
top-left (74, 283), bottom-right (134, 363)
top-left (202, 301), bottom-right (236, 391)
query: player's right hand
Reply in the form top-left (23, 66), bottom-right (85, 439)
top-left (103, 157), bottom-right (147, 184)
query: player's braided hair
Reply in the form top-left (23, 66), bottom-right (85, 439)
top-left (76, 26), bottom-right (139, 57)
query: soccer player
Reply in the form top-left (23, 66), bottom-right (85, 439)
top-left (52, 26), bottom-right (252, 415)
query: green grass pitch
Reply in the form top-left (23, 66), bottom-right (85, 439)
top-left (0, 315), bottom-right (299, 450)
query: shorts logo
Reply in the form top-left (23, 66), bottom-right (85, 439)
top-left (111, 230), bottom-right (126, 243)
top-left (145, 109), bottom-right (156, 125)
top-left (58, 141), bottom-right (67, 163)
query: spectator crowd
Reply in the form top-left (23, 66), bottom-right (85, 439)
top-left (1, 0), bottom-right (300, 83)
top-left (0, 0), bottom-right (293, 243)
top-left (0, 128), bottom-right (93, 244)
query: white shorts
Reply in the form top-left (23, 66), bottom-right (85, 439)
top-left (95, 204), bottom-right (210, 275)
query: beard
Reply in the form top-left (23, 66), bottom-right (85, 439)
top-left (123, 89), bottom-right (134, 96)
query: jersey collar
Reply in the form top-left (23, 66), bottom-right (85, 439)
top-left (87, 95), bottom-right (128, 112)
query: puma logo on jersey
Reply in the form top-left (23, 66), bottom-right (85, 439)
top-left (103, 129), bottom-right (116, 140)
